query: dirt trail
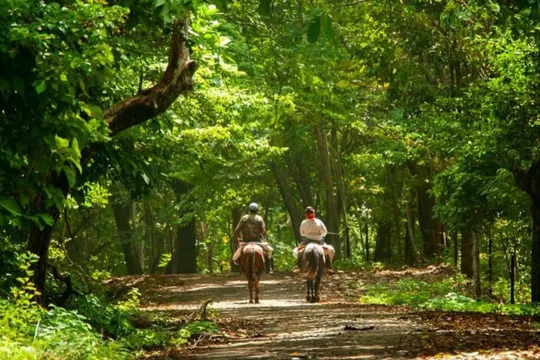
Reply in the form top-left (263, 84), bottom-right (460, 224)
top-left (123, 271), bottom-right (540, 360)
top-left (135, 272), bottom-right (417, 359)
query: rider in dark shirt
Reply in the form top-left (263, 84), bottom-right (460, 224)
top-left (232, 202), bottom-right (274, 274)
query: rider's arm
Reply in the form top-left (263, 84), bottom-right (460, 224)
top-left (233, 218), bottom-right (243, 240)
top-left (261, 217), bottom-right (267, 236)
top-left (319, 220), bottom-right (328, 238)
top-left (300, 220), bottom-right (307, 237)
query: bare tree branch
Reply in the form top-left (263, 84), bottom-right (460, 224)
top-left (105, 14), bottom-right (198, 136)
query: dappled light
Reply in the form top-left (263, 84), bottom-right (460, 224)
top-left (3, 0), bottom-right (540, 359)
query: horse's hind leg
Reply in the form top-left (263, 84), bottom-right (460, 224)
top-left (306, 279), bottom-right (311, 303)
top-left (254, 277), bottom-right (260, 304)
top-left (248, 280), bottom-right (254, 304)
top-left (314, 276), bottom-right (321, 303)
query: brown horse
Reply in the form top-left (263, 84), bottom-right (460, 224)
top-left (240, 243), bottom-right (265, 303)
top-left (302, 242), bottom-right (325, 303)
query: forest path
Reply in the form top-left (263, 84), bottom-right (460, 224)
top-left (117, 270), bottom-right (540, 360)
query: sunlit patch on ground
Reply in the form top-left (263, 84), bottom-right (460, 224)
top-left (117, 269), bottom-right (540, 359)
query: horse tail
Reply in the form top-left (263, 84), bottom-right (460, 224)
top-left (248, 247), bottom-right (255, 282)
top-left (305, 246), bottom-right (319, 279)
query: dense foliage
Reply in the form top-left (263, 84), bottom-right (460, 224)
top-left (4, 0), bottom-right (540, 357)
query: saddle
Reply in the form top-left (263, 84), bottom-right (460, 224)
top-left (239, 242), bottom-right (265, 262)
top-left (298, 240), bottom-right (324, 254)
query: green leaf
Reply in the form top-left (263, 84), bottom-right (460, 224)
top-left (64, 167), bottom-right (76, 187)
top-left (38, 213), bottom-right (54, 227)
top-left (0, 197), bottom-right (22, 216)
top-left (155, 0), bottom-right (166, 7)
top-left (142, 173), bottom-right (150, 185)
top-left (336, 80), bottom-right (350, 88)
top-left (219, 36), bottom-right (231, 47)
top-left (72, 138), bottom-right (80, 156)
top-left (35, 81), bottom-right (47, 94)
top-left (307, 16), bottom-right (321, 44)
top-left (258, 0), bottom-right (271, 16)
top-left (55, 135), bottom-right (69, 149)
top-left (321, 13), bottom-right (334, 38)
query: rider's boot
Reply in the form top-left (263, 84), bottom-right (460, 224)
top-left (268, 257), bottom-right (274, 275)
top-left (264, 254), bottom-right (274, 274)
top-left (326, 254), bottom-right (334, 274)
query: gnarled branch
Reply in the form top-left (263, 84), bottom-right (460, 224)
top-left (104, 14), bottom-right (198, 136)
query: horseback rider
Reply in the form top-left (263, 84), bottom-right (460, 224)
top-left (232, 202), bottom-right (274, 274)
top-left (293, 206), bottom-right (335, 274)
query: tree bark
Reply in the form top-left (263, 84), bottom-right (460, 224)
top-left (374, 221), bottom-right (391, 262)
top-left (271, 161), bottom-right (302, 245)
top-left (112, 199), bottom-right (144, 275)
top-left (405, 194), bottom-right (418, 266)
top-left (315, 123), bottom-right (341, 259)
top-left (487, 229), bottom-right (493, 297)
top-left (145, 202), bottom-right (161, 274)
top-left (472, 231), bottom-right (481, 299)
top-left (388, 167), bottom-right (403, 261)
top-left (167, 180), bottom-right (197, 274)
top-left (26, 15), bottom-right (197, 303)
top-left (452, 232), bottom-right (458, 267)
top-left (461, 230), bottom-right (474, 278)
top-left (510, 250), bottom-right (516, 304)
top-left (533, 204), bottom-right (540, 302)
top-left (230, 207), bottom-right (242, 273)
top-left (365, 223), bottom-right (370, 263)
top-left (407, 162), bottom-right (442, 260)
top-left (512, 163), bottom-right (540, 302)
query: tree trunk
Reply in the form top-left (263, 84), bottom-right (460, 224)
top-left (145, 202), bottom-right (161, 274)
top-left (461, 230), bottom-right (473, 278)
top-left (167, 180), bottom-right (197, 274)
top-left (452, 232), bottom-right (458, 267)
top-left (286, 153), bottom-right (314, 207)
top-left (408, 163), bottom-right (442, 260)
top-left (405, 196), bottom-right (418, 266)
top-left (131, 202), bottom-right (144, 273)
top-left (27, 215), bottom-right (57, 303)
top-left (374, 221), bottom-right (391, 262)
top-left (231, 207), bottom-right (242, 273)
top-left (488, 229), bottom-right (493, 297)
top-left (112, 199), bottom-right (143, 275)
top-left (365, 222), bottom-right (370, 263)
top-left (26, 16), bottom-right (197, 303)
top-left (472, 231), bottom-right (481, 299)
top-left (203, 222), bottom-right (214, 274)
top-left (532, 204), bottom-right (540, 302)
top-left (510, 250), bottom-right (516, 304)
top-left (315, 123), bottom-right (341, 259)
top-left (388, 167), bottom-right (403, 261)
top-left (271, 161), bottom-right (302, 245)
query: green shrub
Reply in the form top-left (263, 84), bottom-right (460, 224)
top-left (359, 277), bottom-right (540, 316)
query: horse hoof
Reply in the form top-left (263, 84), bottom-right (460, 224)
top-left (314, 296), bottom-right (320, 303)
top-left (255, 299), bottom-right (260, 304)
top-left (306, 297), bottom-right (311, 303)
top-left (249, 299), bottom-right (254, 304)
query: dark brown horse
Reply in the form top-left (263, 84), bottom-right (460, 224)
top-left (302, 242), bottom-right (325, 303)
top-left (240, 243), bottom-right (265, 303)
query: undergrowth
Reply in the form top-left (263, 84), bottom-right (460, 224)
top-left (359, 276), bottom-right (540, 316)
top-left (0, 252), bottom-right (221, 359)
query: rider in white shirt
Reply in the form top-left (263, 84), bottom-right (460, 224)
top-left (293, 206), bottom-right (335, 273)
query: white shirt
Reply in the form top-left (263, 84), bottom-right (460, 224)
top-left (300, 218), bottom-right (327, 241)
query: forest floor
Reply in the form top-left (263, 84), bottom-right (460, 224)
top-left (109, 268), bottom-right (540, 359)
